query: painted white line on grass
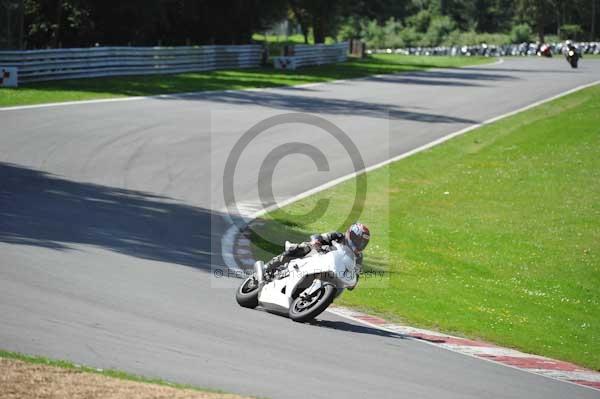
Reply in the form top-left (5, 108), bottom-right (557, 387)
top-left (0, 58), bottom-right (504, 112)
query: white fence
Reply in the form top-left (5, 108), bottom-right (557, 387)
top-left (273, 42), bottom-right (348, 70)
top-left (0, 45), bottom-right (263, 85)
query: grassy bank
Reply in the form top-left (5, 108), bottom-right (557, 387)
top-left (0, 54), bottom-right (491, 107)
top-left (0, 350), bottom-right (246, 398)
top-left (249, 85), bottom-right (600, 370)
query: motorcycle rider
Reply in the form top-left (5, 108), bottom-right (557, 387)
top-left (563, 40), bottom-right (582, 68)
top-left (563, 40), bottom-right (579, 57)
top-left (263, 222), bottom-right (370, 279)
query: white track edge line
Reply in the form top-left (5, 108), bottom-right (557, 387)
top-left (0, 58), bottom-right (504, 112)
top-left (241, 78), bottom-right (600, 224)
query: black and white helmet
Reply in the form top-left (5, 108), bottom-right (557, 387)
top-left (345, 223), bottom-right (370, 254)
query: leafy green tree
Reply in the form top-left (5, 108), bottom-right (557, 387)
top-left (422, 15), bottom-right (455, 45)
top-left (510, 23), bottom-right (533, 42)
top-left (472, 0), bottom-right (515, 32)
top-left (516, 0), bottom-right (554, 42)
top-left (10, 0), bottom-right (600, 50)
top-left (560, 24), bottom-right (583, 40)
top-left (288, 0), bottom-right (344, 43)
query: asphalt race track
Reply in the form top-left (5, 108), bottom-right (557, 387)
top-left (1, 57), bottom-right (599, 399)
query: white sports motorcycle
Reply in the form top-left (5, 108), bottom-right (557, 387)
top-left (235, 241), bottom-right (359, 322)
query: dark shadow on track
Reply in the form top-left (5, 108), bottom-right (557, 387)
top-left (0, 162), bottom-right (227, 271)
top-left (462, 67), bottom-right (575, 74)
top-left (251, 307), bottom-right (406, 339)
top-left (364, 77), bottom-right (485, 87)
top-left (367, 69), bottom-right (519, 83)
top-left (310, 319), bottom-right (407, 339)
top-left (163, 90), bottom-right (479, 123)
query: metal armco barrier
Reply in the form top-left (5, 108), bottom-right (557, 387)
top-left (0, 45), bottom-right (263, 85)
top-left (273, 42), bottom-right (348, 70)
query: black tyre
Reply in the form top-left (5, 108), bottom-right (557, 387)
top-left (570, 58), bottom-right (578, 68)
top-left (289, 283), bottom-right (336, 323)
top-left (236, 275), bottom-right (259, 309)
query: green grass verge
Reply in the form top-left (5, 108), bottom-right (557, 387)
top-left (0, 54), bottom-right (491, 107)
top-left (0, 349), bottom-right (228, 394)
top-left (249, 84), bottom-right (600, 370)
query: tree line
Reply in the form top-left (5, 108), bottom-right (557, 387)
top-left (1, 0), bottom-right (598, 49)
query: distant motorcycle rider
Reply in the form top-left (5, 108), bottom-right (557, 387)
top-left (263, 223), bottom-right (370, 279)
top-left (563, 40), bottom-right (579, 57)
top-left (562, 40), bottom-right (582, 68)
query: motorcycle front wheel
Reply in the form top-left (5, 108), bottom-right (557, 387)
top-left (289, 283), bottom-right (336, 322)
top-left (569, 57), bottom-right (579, 68)
top-left (236, 275), bottom-right (259, 308)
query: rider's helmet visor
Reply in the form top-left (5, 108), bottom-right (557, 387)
top-left (348, 230), bottom-right (369, 251)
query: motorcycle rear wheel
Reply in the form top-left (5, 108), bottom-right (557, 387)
top-left (236, 275), bottom-right (259, 308)
top-left (289, 284), bottom-right (336, 322)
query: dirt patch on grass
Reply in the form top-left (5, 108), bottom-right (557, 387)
top-left (0, 358), bottom-right (250, 399)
